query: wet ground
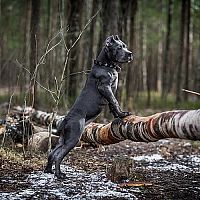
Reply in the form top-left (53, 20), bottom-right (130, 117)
top-left (1, 138), bottom-right (200, 199)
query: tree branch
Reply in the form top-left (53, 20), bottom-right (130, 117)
top-left (182, 89), bottom-right (200, 96)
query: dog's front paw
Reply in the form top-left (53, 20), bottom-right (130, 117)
top-left (118, 111), bottom-right (132, 118)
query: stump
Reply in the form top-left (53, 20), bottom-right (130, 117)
top-left (106, 157), bottom-right (134, 183)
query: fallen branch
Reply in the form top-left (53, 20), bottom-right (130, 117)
top-left (83, 110), bottom-right (200, 145)
top-left (24, 108), bottom-right (200, 145)
top-left (182, 89), bottom-right (200, 96)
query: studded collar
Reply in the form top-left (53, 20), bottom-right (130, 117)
top-left (94, 60), bottom-right (121, 72)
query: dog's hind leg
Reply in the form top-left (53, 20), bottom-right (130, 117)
top-left (44, 118), bottom-right (69, 173)
top-left (44, 136), bottom-right (64, 174)
top-left (54, 119), bottom-right (85, 179)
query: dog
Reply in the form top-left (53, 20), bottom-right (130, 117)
top-left (44, 35), bottom-right (133, 178)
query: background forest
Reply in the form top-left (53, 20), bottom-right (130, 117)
top-left (0, 0), bottom-right (200, 115)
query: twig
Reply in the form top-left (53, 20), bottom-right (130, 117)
top-left (16, 60), bottom-right (57, 102)
top-left (182, 89), bottom-right (200, 96)
top-left (62, 70), bottom-right (91, 81)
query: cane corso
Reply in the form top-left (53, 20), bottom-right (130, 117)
top-left (44, 35), bottom-right (133, 178)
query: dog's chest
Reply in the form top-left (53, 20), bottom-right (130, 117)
top-left (111, 71), bottom-right (118, 93)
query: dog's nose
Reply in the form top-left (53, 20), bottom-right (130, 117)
top-left (128, 52), bottom-right (133, 61)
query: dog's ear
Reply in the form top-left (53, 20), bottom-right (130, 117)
top-left (115, 35), bottom-right (120, 40)
top-left (105, 35), bottom-right (115, 47)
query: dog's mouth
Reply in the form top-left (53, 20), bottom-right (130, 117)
top-left (116, 53), bottom-right (134, 63)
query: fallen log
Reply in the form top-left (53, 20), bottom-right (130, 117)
top-left (29, 109), bottom-right (200, 145)
top-left (28, 132), bottom-right (59, 152)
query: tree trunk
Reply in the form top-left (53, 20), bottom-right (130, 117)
top-left (183, 0), bottom-right (191, 100)
top-left (195, 37), bottom-right (200, 93)
top-left (161, 0), bottom-right (172, 99)
top-left (176, 0), bottom-right (186, 104)
top-left (77, 1), bottom-right (87, 90)
top-left (47, 0), bottom-right (58, 88)
top-left (66, 0), bottom-right (82, 105)
top-left (126, 0), bottom-right (138, 110)
top-left (29, 0), bottom-right (41, 107)
top-left (87, 0), bottom-right (99, 68)
top-left (21, 0), bottom-right (32, 93)
top-left (0, 0), bottom-right (2, 82)
top-left (119, 0), bottom-right (129, 39)
top-left (146, 49), bottom-right (152, 107)
top-left (118, 0), bottom-right (130, 109)
top-left (98, 0), bottom-right (119, 53)
top-left (138, 0), bottom-right (146, 92)
top-left (98, 0), bottom-right (120, 117)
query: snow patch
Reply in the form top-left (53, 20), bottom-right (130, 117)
top-left (132, 154), bottom-right (163, 162)
top-left (0, 165), bottom-right (137, 200)
top-left (190, 155), bottom-right (200, 163)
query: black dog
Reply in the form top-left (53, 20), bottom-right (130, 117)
top-left (44, 35), bottom-right (133, 178)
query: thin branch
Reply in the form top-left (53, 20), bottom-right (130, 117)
top-left (16, 60), bottom-right (57, 102)
top-left (182, 89), bottom-right (200, 96)
top-left (54, 76), bottom-right (59, 94)
top-left (62, 70), bottom-right (91, 81)
top-left (59, 8), bottom-right (69, 51)
top-left (39, 39), bottom-right (62, 65)
top-left (69, 70), bottom-right (91, 76)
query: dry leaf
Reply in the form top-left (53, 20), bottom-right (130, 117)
top-left (119, 181), bottom-right (153, 188)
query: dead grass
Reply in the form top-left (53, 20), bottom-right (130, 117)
top-left (0, 147), bottom-right (46, 171)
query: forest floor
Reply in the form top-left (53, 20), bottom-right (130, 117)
top-left (1, 138), bottom-right (200, 199)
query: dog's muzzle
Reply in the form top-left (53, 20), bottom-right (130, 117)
top-left (128, 52), bottom-right (133, 62)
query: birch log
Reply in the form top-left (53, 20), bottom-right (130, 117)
top-left (30, 109), bottom-right (200, 145)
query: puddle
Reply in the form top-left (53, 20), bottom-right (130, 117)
top-left (0, 165), bottom-right (137, 200)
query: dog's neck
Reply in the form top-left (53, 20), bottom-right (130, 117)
top-left (95, 47), bottom-right (121, 72)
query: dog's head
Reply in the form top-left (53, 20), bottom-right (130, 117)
top-left (105, 35), bottom-right (133, 63)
